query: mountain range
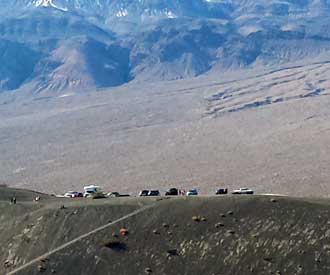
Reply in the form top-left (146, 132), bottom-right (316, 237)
top-left (1, 0), bottom-right (330, 94)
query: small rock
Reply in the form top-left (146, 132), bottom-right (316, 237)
top-left (120, 228), bottom-right (129, 236)
top-left (192, 216), bottom-right (201, 222)
top-left (40, 258), bottom-right (49, 263)
top-left (162, 223), bottom-right (169, 228)
top-left (153, 229), bottom-right (160, 235)
top-left (37, 264), bottom-right (46, 272)
top-left (59, 205), bottom-right (65, 209)
top-left (227, 229), bottom-right (235, 234)
top-left (220, 213), bottom-right (226, 218)
top-left (227, 211), bottom-right (234, 216)
top-left (201, 217), bottom-right (207, 222)
top-left (167, 231), bottom-right (173, 236)
top-left (215, 223), bottom-right (225, 228)
top-left (145, 267), bottom-right (152, 274)
top-left (4, 260), bottom-right (12, 268)
top-left (263, 256), bottom-right (272, 262)
top-left (51, 269), bottom-right (56, 274)
top-left (167, 249), bottom-right (178, 256)
top-left (270, 198), bottom-right (277, 203)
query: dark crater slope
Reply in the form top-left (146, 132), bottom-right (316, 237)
top-left (1, 187), bottom-right (330, 275)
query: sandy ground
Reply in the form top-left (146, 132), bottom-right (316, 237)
top-left (0, 61), bottom-right (330, 196)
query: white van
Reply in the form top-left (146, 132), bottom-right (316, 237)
top-left (83, 185), bottom-right (102, 198)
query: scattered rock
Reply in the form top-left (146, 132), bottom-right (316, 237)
top-left (167, 249), bottom-right (178, 256)
top-left (167, 231), bottom-right (173, 236)
top-left (51, 269), bottom-right (56, 274)
top-left (4, 260), bottom-right (12, 268)
top-left (201, 217), bottom-right (207, 222)
top-left (227, 230), bottom-right (235, 235)
top-left (227, 211), bottom-right (234, 216)
top-left (192, 216), bottom-right (201, 222)
top-left (220, 213), bottom-right (226, 218)
top-left (145, 267), bottom-right (152, 273)
top-left (37, 264), bottom-right (46, 272)
top-left (120, 228), bottom-right (129, 236)
top-left (263, 256), bottom-right (272, 262)
top-left (215, 222), bottom-right (225, 228)
top-left (152, 229), bottom-right (160, 235)
top-left (162, 223), bottom-right (169, 228)
top-left (270, 198), bottom-right (277, 203)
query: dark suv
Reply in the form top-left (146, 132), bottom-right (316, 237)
top-left (216, 188), bottom-right (228, 195)
top-left (165, 188), bottom-right (178, 196)
top-left (139, 190), bottom-right (149, 196)
top-left (148, 190), bottom-right (160, 196)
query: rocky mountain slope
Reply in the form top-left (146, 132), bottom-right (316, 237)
top-left (1, 0), bottom-right (330, 94)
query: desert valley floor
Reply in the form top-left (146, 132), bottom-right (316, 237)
top-left (1, 60), bottom-right (330, 196)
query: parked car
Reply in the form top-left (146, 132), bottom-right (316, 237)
top-left (108, 192), bottom-right (120, 197)
top-left (139, 190), bottom-right (149, 196)
top-left (215, 188), bottom-right (228, 195)
top-left (232, 188), bottom-right (254, 195)
top-left (186, 189), bottom-right (198, 196)
top-left (148, 190), bottom-right (160, 196)
top-left (64, 191), bottom-right (76, 198)
top-left (107, 192), bottom-right (130, 198)
top-left (71, 192), bottom-right (83, 198)
top-left (91, 192), bottom-right (107, 199)
top-left (83, 185), bottom-right (102, 198)
top-left (64, 191), bottom-right (83, 198)
top-left (165, 188), bottom-right (179, 196)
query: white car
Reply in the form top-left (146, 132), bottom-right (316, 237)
top-left (64, 191), bottom-right (76, 198)
top-left (64, 191), bottom-right (83, 198)
top-left (232, 188), bottom-right (254, 195)
top-left (186, 189), bottom-right (198, 196)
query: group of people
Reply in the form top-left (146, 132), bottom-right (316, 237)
top-left (10, 197), bottom-right (16, 204)
top-left (9, 196), bottom-right (41, 204)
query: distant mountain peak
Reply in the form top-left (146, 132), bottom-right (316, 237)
top-left (34, 0), bottom-right (68, 11)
